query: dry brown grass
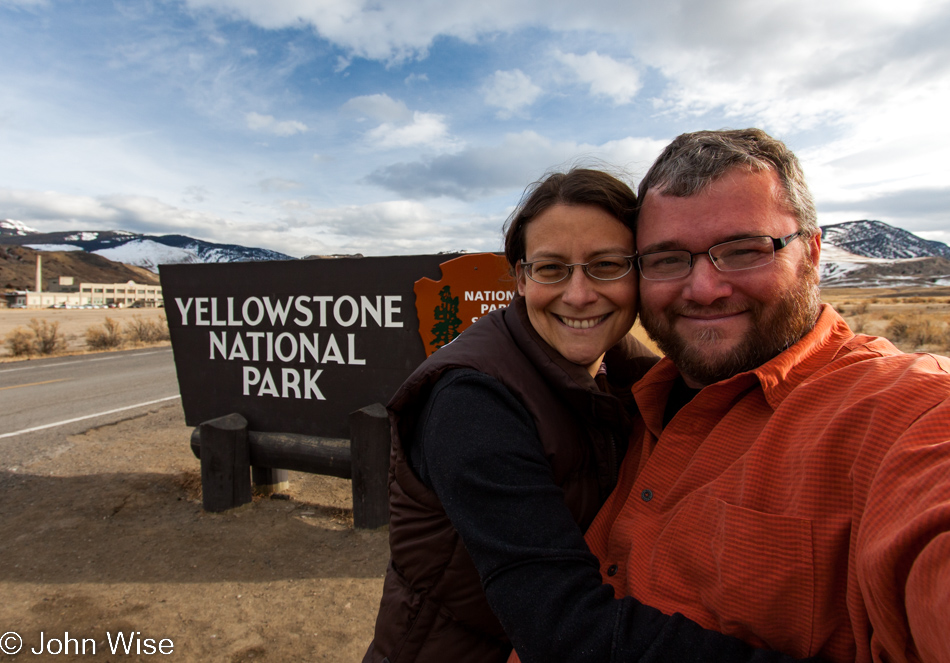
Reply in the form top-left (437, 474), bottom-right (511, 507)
top-left (822, 286), bottom-right (950, 354)
top-left (0, 307), bottom-right (169, 360)
top-left (3, 318), bottom-right (69, 357)
top-left (84, 316), bottom-right (125, 350)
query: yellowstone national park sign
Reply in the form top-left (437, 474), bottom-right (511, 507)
top-left (162, 253), bottom-right (515, 438)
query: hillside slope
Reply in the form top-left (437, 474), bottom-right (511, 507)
top-left (0, 245), bottom-right (160, 290)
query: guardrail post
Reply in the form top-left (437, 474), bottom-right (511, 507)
top-left (199, 413), bottom-right (252, 512)
top-left (252, 467), bottom-right (289, 496)
top-left (348, 403), bottom-right (391, 530)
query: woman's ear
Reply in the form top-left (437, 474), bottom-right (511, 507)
top-left (515, 262), bottom-right (527, 296)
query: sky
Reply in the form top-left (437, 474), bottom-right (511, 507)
top-left (1, 0), bottom-right (949, 258)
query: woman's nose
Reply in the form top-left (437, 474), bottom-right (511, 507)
top-left (559, 267), bottom-right (599, 307)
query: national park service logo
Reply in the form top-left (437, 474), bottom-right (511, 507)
top-left (413, 253), bottom-right (516, 357)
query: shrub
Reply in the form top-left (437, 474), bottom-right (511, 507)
top-left (125, 315), bottom-right (170, 344)
top-left (4, 319), bottom-right (67, 357)
top-left (4, 327), bottom-right (34, 356)
top-left (848, 314), bottom-right (870, 334)
top-left (886, 314), bottom-right (944, 349)
top-left (28, 318), bottom-right (67, 355)
top-left (86, 317), bottom-right (124, 350)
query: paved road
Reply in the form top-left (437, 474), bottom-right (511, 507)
top-left (0, 347), bottom-right (181, 469)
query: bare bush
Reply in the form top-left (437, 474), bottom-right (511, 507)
top-left (86, 317), bottom-right (125, 350)
top-left (4, 319), bottom-right (67, 356)
top-left (125, 315), bottom-right (170, 344)
top-left (886, 314), bottom-right (945, 349)
top-left (852, 301), bottom-right (870, 315)
top-left (4, 327), bottom-right (34, 357)
top-left (28, 318), bottom-right (67, 355)
top-left (848, 314), bottom-right (870, 334)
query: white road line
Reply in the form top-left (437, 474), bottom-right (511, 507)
top-left (0, 395), bottom-right (181, 439)
top-left (0, 349), bottom-right (172, 374)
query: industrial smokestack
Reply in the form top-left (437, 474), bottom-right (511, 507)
top-left (36, 255), bottom-right (42, 293)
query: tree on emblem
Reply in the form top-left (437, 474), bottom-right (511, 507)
top-left (431, 285), bottom-right (462, 349)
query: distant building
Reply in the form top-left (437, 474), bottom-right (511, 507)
top-left (3, 278), bottom-right (163, 308)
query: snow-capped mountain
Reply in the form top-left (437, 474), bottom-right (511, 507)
top-left (0, 220), bottom-right (291, 272)
top-left (819, 220), bottom-right (950, 287)
top-left (0, 219), bottom-right (39, 237)
top-left (822, 220), bottom-right (950, 260)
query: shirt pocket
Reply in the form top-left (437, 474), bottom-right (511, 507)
top-left (652, 497), bottom-right (816, 656)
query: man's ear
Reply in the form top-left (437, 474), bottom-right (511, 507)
top-left (807, 230), bottom-right (821, 269)
top-left (515, 262), bottom-right (527, 296)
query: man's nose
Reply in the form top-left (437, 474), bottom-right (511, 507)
top-left (682, 254), bottom-right (732, 305)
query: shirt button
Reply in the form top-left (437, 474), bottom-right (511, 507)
top-left (606, 564), bottom-right (618, 576)
top-left (641, 489), bottom-right (654, 502)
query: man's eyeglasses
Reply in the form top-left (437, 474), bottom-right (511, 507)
top-left (637, 232), bottom-right (802, 281)
top-left (521, 255), bottom-right (637, 285)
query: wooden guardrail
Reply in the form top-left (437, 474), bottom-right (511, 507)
top-left (189, 403), bottom-right (390, 529)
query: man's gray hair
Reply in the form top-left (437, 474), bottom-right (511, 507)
top-left (638, 128), bottom-right (818, 236)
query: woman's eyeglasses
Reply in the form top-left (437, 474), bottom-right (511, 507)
top-left (521, 255), bottom-right (637, 285)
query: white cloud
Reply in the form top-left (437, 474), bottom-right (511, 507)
top-left (0, 186), bottom-right (318, 256)
top-left (0, 187), bottom-right (236, 236)
top-left (554, 51), bottom-right (642, 105)
top-left (259, 178), bottom-right (303, 192)
top-left (405, 73), bottom-right (429, 85)
top-left (343, 94), bottom-right (455, 150)
top-left (366, 131), bottom-right (667, 200)
top-left (181, 0), bottom-right (538, 62)
top-left (275, 199), bottom-right (505, 254)
top-left (342, 94), bottom-right (412, 124)
top-left (481, 70), bottom-right (542, 118)
top-left (184, 0), bottom-right (948, 136)
top-left (365, 111), bottom-right (453, 149)
top-left (245, 111), bottom-right (308, 136)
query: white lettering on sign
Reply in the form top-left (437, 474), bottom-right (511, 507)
top-left (175, 295), bottom-right (404, 328)
top-left (463, 289), bottom-right (516, 325)
top-left (463, 290), bottom-right (515, 302)
top-left (243, 366), bottom-right (325, 400)
top-left (179, 295), bottom-right (403, 401)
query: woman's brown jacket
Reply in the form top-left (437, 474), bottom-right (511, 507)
top-left (362, 297), bottom-right (656, 662)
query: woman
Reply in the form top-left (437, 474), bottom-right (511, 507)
top-left (364, 169), bottom-right (822, 663)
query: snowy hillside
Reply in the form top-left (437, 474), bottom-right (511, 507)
top-left (94, 239), bottom-right (203, 273)
top-left (0, 220), bottom-right (291, 272)
top-left (820, 221), bottom-right (950, 287)
top-left (0, 219), bottom-right (39, 236)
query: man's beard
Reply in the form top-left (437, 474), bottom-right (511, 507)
top-left (640, 261), bottom-right (822, 387)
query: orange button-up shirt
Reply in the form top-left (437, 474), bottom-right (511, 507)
top-left (585, 306), bottom-right (950, 662)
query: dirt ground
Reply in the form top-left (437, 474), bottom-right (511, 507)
top-left (0, 402), bottom-right (390, 662)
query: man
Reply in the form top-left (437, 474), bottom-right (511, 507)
top-left (584, 128), bottom-right (950, 662)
